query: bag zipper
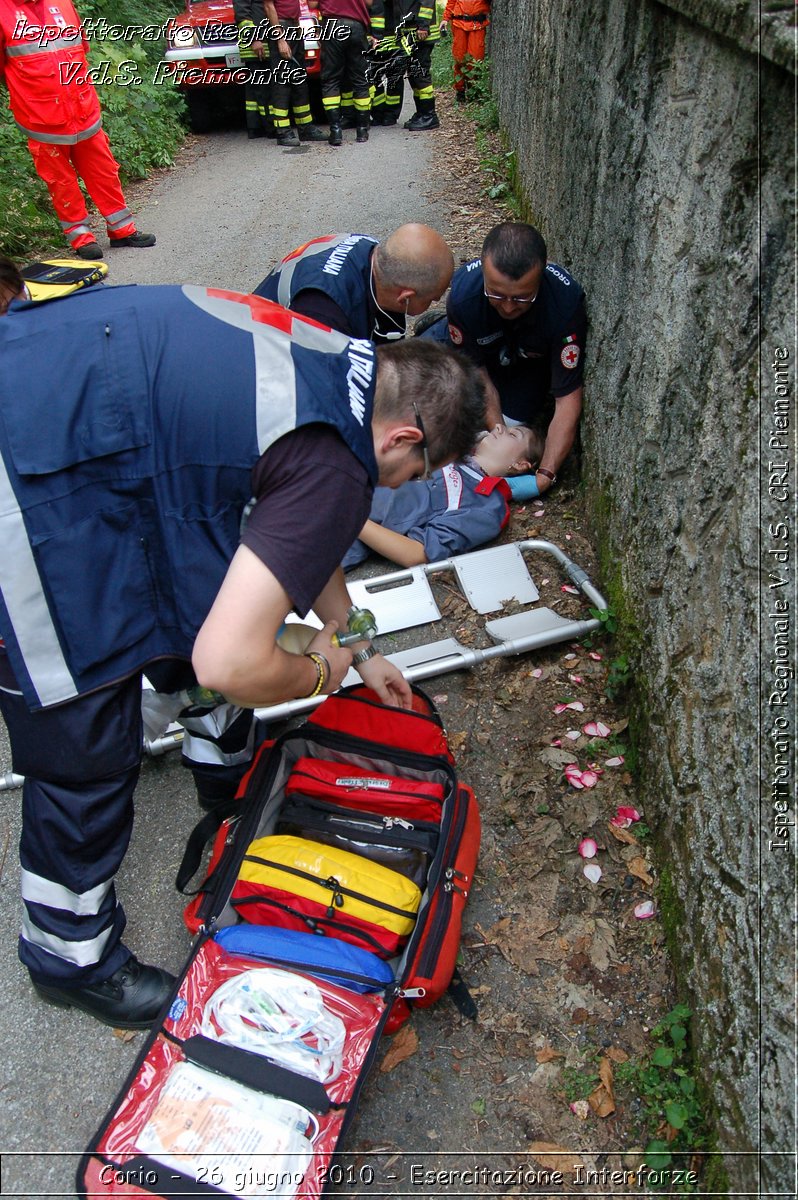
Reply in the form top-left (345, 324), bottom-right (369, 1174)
top-left (241, 853), bottom-right (419, 923)
top-left (231, 893), bottom-right (390, 955)
top-left (278, 798), bottom-right (439, 854)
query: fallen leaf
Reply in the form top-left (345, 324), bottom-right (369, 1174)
top-left (113, 1028), bottom-right (137, 1043)
top-left (529, 1142), bottom-right (586, 1179)
top-left (588, 1082), bottom-right (616, 1117)
top-left (535, 1045), bottom-right (565, 1063)
top-left (608, 822), bottom-right (638, 845)
top-left (606, 1046), bottom-right (629, 1063)
top-left (628, 855), bottom-right (654, 887)
top-left (448, 731), bottom-right (468, 753)
top-left (589, 919), bottom-right (617, 971)
top-left (380, 1024), bottom-right (419, 1072)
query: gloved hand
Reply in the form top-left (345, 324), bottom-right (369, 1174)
top-left (504, 474), bottom-right (540, 501)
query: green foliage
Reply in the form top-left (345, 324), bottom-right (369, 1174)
top-left (614, 1005), bottom-right (710, 1187)
top-left (0, 1), bottom-right (185, 256)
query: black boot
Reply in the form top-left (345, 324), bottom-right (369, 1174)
top-left (328, 108), bottom-right (342, 147)
top-left (341, 110), bottom-right (357, 129)
top-left (33, 953), bottom-right (175, 1030)
top-left (297, 123), bottom-right (328, 142)
top-left (276, 127), bottom-right (300, 147)
top-left (356, 117), bottom-right (370, 143)
top-left (404, 98), bottom-right (440, 131)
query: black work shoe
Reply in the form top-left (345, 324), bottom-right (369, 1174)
top-left (75, 241), bottom-right (103, 260)
top-left (328, 123), bottom-right (343, 147)
top-left (33, 954), bottom-right (175, 1029)
top-left (340, 113), bottom-right (357, 129)
top-left (297, 124), bottom-right (328, 142)
top-left (110, 232), bottom-right (156, 249)
top-left (355, 123), bottom-right (369, 143)
top-left (277, 128), bottom-right (300, 147)
top-left (404, 111), bottom-right (440, 131)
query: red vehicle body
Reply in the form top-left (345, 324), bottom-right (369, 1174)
top-left (163, 1), bottom-right (321, 132)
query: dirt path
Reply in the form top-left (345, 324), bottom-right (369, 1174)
top-left (0, 92), bottom-right (674, 1199)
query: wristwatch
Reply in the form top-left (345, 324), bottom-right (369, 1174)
top-left (352, 644), bottom-right (377, 667)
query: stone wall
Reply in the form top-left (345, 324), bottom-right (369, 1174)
top-left (489, 1), bottom-right (795, 1190)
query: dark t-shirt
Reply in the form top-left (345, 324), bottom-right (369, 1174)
top-left (241, 423), bottom-right (373, 616)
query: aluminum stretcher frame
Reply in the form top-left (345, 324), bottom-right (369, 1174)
top-left (0, 541), bottom-right (607, 789)
top-left (254, 537), bottom-right (608, 721)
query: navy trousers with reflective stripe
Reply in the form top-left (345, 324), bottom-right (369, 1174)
top-left (0, 649), bottom-right (257, 985)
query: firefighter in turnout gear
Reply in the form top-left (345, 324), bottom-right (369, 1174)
top-left (233, 0), bottom-right (274, 138)
top-left (394, 2), bottom-right (442, 131)
top-left (317, 1), bottom-right (378, 144)
top-left (440, 0), bottom-right (491, 103)
top-left (367, 1), bottom-right (410, 126)
top-left (0, 0), bottom-right (155, 258)
top-left (264, 1), bottom-right (327, 146)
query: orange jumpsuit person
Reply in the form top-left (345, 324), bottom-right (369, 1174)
top-left (0, 0), bottom-right (155, 259)
top-left (440, 0), bottom-right (491, 103)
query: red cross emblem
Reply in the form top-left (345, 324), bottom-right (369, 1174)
top-left (561, 344), bottom-right (580, 369)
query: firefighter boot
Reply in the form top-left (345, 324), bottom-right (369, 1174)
top-left (404, 97), bottom-right (440, 131)
top-left (356, 117), bottom-right (370, 143)
top-left (328, 109), bottom-right (343, 147)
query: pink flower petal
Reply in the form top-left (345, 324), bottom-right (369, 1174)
top-left (634, 901), bottom-right (656, 919)
top-left (568, 674), bottom-right (583, 684)
top-left (563, 652), bottom-right (578, 660)
top-left (565, 769), bottom-right (584, 789)
top-left (565, 729), bottom-right (582, 740)
top-left (541, 577), bottom-right (550, 585)
top-left (561, 584), bottom-right (580, 595)
top-left (533, 508), bottom-right (545, 518)
top-left (583, 862), bottom-right (603, 883)
top-left (551, 738), bottom-right (562, 747)
top-left (565, 533), bottom-right (572, 540)
top-left (578, 837), bottom-right (598, 858)
top-left (588, 651), bottom-right (603, 661)
top-left (580, 770), bottom-right (600, 788)
top-left (570, 1099), bottom-right (590, 1120)
top-left (554, 700), bottom-right (586, 715)
top-left (605, 756), bottom-right (625, 767)
top-left (617, 805), bottom-right (641, 821)
top-left (531, 668), bottom-right (543, 678)
top-left (582, 720), bottom-right (611, 738)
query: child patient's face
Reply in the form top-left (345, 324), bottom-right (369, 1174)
top-left (474, 423), bottom-right (534, 476)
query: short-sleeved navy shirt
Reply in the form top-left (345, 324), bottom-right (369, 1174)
top-left (445, 259), bottom-right (588, 421)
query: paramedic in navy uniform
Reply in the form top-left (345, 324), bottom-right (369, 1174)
top-left (255, 225), bottom-right (454, 344)
top-left (0, 283), bottom-right (485, 1030)
top-left (424, 222), bottom-right (587, 496)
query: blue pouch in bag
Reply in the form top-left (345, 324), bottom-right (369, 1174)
top-left (214, 925), bottom-right (396, 994)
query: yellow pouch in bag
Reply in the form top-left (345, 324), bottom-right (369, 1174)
top-left (238, 835), bottom-right (422, 938)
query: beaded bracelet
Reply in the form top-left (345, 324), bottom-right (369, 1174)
top-left (303, 651), bottom-right (329, 698)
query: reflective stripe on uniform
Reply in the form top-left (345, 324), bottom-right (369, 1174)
top-left (0, 457), bottom-right (77, 707)
top-left (104, 207), bottom-right (133, 230)
top-left (20, 867), bottom-right (113, 917)
top-left (21, 913), bottom-right (114, 967)
top-left (20, 117), bottom-right (102, 144)
top-left (5, 35), bottom-right (82, 57)
top-left (180, 703), bottom-right (258, 768)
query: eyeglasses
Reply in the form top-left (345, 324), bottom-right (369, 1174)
top-left (483, 286), bottom-right (539, 305)
top-left (412, 401), bottom-right (432, 480)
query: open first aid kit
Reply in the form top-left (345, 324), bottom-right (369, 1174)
top-left (78, 686), bottom-right (480, 1199)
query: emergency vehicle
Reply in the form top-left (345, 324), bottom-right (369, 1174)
top-left (163, 1), bottom-right (322, 132)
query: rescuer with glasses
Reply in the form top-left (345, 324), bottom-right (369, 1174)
top-left (421, 222), bottom-right (587, 496)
